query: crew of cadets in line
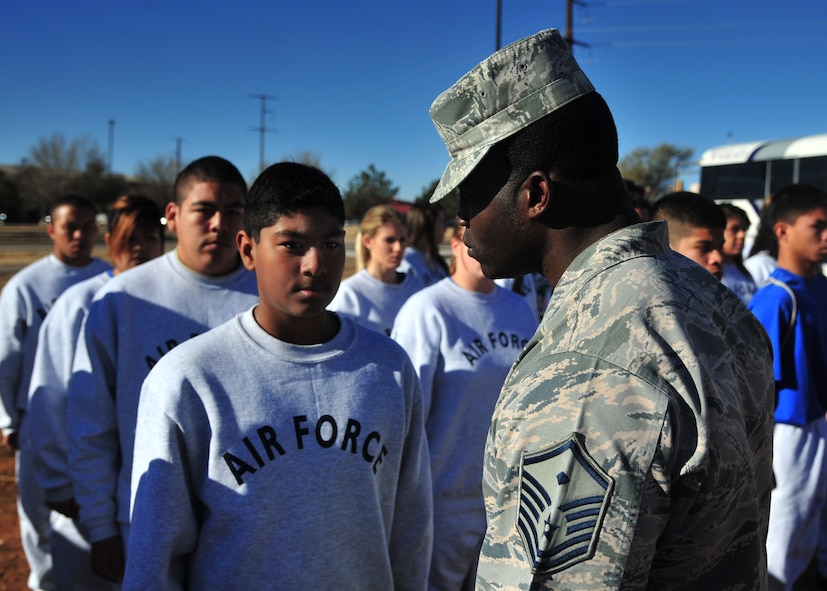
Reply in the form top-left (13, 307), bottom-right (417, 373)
top-left (1, 154), bottom-right (825, 590)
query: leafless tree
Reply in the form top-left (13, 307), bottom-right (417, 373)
top-left (134, 156), bottom-right (179, 207)
top-left (20, 133), bottom-right (106, 218)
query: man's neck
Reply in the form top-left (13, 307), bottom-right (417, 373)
top-left (542, 213), bottom-right (631, 288)
top-left (55, 253), bottom-right (93, 267)
top-left (777, 253), bottom-right (820, 279)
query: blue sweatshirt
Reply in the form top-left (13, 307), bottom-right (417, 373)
top-left (749, 267), bottom-right (827, 425)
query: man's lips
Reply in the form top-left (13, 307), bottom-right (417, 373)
top-left (297, 284), bottom-right (328, 296)
top-left (202, 239), bottom-right (234, 249)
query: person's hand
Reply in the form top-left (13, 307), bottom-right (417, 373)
top-left (91, 534), bottom-right (125, 583)
top-left (46, 498), bottom-right (79, 520)
top-left (2, 431), bottom-right (18, 451)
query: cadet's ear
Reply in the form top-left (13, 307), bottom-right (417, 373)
top-left (773, 220), bottom-right (788, 243)
top-left (164, 202), bottom-right (179, 233)
top-left (519, 171), bottom-right (553, 220)
top-left (236, 230), bottom-right (256, 271)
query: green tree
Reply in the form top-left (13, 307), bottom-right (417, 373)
top-left (413, 178), bottom-right (458, 221)
top-left (618, 143), bottom-right (694, 199)
top-left (342, 164), bottom-right (398, 221)
top-left (134, 156), bottom-right (180, 208)
top-left (413, 179), bottom-right (439, 204)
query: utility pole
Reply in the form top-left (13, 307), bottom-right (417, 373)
top-left (107, 119), bottom-right (115, 173)
top-left (495, 0), bottom-right (502, 50)
top-left (564, 0), bottom-right (589, 52)
top-left (173, 137), bottom-right (185, 171)
top-left (249, 93), bottom-right (277, 173)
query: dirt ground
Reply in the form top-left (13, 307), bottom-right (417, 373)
top-left (0, 445), bottom-right (24, 591)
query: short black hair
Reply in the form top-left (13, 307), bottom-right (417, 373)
top-left (504, 92), bottom-right (623, 192)
top-left (173, 156), bottom-right (247, 204)
top-left (50, 194), bottom-right (96, 218)
top-left (719, 203), bottom-right (750, 227)
top-left (624, 178), bottom-right (645, 200)
top-left (652, 192), bottom-right (726, 231)
top-left (245, 162), bottom-right (344, 241)
top-left (480, 92), bottom-right (627, 225)
top-left (765, 184), bottom-right (827, 227)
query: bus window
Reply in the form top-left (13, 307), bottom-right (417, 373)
top-left (701, 162), bottom-right (765, 200)
top-left (768, 159), bottom-right (794, 196)
top-left (799, 156), bottom-right (827, 189)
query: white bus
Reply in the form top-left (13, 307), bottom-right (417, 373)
top-left (699, 133), bottom-right (827, 210)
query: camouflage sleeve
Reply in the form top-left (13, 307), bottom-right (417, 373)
top-left (476, 351), bottom-right (672, 590)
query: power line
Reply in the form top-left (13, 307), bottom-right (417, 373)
top-left (594, 0), bottom-right (724, 5)
top-left (582, 20), bottom-right (827, 33)
top-left (605, 37), bottom-right (825, 47)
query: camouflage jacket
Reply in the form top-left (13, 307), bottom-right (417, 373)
top-left (476, 221), bottom-right (774, 590)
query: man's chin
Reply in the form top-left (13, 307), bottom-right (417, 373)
top-left (479, 263), bottom-right (510, 281)
top-left (200, 254), bottom-right (241, 276)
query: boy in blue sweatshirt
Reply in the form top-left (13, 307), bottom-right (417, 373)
top-left (749, 183), bottom-right (827, 590)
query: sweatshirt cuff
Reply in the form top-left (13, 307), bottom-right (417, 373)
top-left (44, 484), bottom-right (75, 504)
top-left (84, 518), bottom-right (120, 544)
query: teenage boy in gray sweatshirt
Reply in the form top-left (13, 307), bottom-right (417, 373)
top-left (0, 194), bottom-right (109, 590)
top-left (67, 156), bottom-right (258, 584)
top-left (124, 162), bottom-right (432, 591)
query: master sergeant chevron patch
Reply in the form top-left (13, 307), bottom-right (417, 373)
top-left (517, 433), bottom-right (614, 574)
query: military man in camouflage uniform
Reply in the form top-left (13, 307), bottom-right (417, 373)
top-left (428, 29), bottom-right (774, 590)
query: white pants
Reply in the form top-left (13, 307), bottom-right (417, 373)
top-left (18, 415), bottom-right (117, 591)
top-left (17, 415), bottom-right (54, 590)
top-left (767, 419), bottom-right (827, 590)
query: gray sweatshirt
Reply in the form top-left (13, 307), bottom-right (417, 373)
top-left (124, 310), bottom-right (432, 591)
top-left (28, 271), bottom-right (110, 502)
top-left (0, 254), bottom-right (110, 435)
top-left (328, 268), bottom-right (424, 336)
top-left (68, 251), bottom-right (258, 543)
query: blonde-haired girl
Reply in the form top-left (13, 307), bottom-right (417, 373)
top-left (329, 205), bottom-right (423, 335)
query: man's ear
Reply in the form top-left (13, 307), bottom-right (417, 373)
top-left (164, 202), bottom-right (178, 232)
top-left (773, 221), bottom-right (787, 243)
top-left (237, 230), bottom-right (256, 271)
top-left (520, 171), bottom-right (553, 220)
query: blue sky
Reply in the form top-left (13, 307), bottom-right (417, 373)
top-left (2, 0), bottom-right (825, 199)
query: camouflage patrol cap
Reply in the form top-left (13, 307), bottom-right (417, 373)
top-left (429, 29), bottom-right (595, 204)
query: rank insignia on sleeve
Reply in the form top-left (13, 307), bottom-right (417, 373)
top-left (517, 433), bottom-right (614, 574)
